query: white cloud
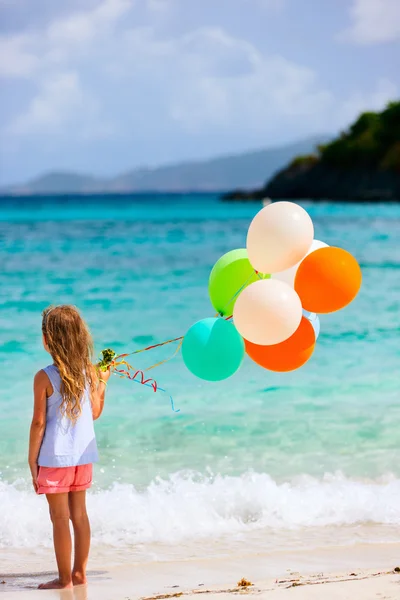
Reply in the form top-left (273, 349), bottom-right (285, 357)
top-left (0, 0), bottom-right (396, 151)
top-left (0, 35), bottom-right (39, 77)
top-left (0, 0), bottom-right (133, 79)
top-left (339, 0), bottom-right (400, 44)
top-left (96, 24), bottom-right (334, 142)
top-left (9, 72), bottom-right (90, 135)
top-left (0, 0), bottom-right (131, 137)
top-left (46, 0), bottom-right (133, 46)
top-left (161, 31), bottom-right (332, 132)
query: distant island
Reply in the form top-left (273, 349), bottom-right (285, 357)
top-left (223, 101), bottom-right (400, 202)
top-left (2, 136), bottom-right (327, 196)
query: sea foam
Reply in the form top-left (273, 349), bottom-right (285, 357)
top-left (1, 471), bottom-right (400, 549)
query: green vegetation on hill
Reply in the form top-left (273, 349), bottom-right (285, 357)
top-left (224, 101), bottom-right (400, 201)
top-left (320, 101), bottom-right (400, 171)
top-left (290, 102), bottom-right (400, 172)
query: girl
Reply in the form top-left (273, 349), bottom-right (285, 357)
top-left (29, 305), bottom-right (110, 590)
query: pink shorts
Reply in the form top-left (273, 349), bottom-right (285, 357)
top-left (37, 464), bottom-right (93, 495)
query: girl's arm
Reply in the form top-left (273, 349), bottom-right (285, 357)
top-left (91, 368), bottom-right (111, 420)
top-left (29, 370), bottom-right (48, 492)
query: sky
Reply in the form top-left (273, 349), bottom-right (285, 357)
top-left (0, 0), bottom-right (399, 186)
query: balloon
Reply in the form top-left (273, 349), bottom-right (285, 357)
top-left (208, 249), bottom-right (269, 317)
top-left (273, 239), bottom-right (329, 287)
top-left (233, 279), bottom-right (302, 345)
top-left (246, 201), bottom-right (314, 273)
top-left (303, 309), bottom-right (320, 340)
top-left (182, 318), bottom-right (245, 381)
top-left (245, 317), bottom-right (315, 372)
top-left (310, 239), bottom-right (329, 253)
top-left (295, 247), bottom-right (362, 313)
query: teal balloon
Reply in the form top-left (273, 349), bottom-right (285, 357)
top-left (182, 318), bottom-right (245, 381)
top-left (208, 248), bottom-right (270, 317)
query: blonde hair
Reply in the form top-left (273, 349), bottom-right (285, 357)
top-left (42, 305), bottom-right (95, 422)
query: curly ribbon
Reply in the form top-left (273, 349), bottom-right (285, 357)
top-left (112, 362), bottom-right (180, 412)
top-left (113, 366), bottom-right (158, 391)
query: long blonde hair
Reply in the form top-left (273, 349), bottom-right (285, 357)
top-left (42, 305), bottom-right (95, 421)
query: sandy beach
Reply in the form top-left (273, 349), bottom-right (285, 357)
top-left (1, 543), bottom-right (399, 599)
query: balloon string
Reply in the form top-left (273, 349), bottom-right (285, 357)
top-left (115, 335), bottom-right (184, 361)
top-left (113, 337), bottom-right (183, 377)
top-left (144, 338), bottom-right (184, 372)
top-left (114, 270), bottom-right (262, 365)
top-left (104, 268), bottom-right (262, 411)
top-left (104, 265), bottom-right (264, 413)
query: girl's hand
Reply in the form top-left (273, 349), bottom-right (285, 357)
top-left (99, 367), bottom-right (111, 383)
top-left (92, 368), bottom-right (110, 420)
top-left (30, 463), bottom-right (39, 493)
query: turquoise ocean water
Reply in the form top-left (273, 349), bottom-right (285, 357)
top-left (1, 195), bottom-right (399, 562)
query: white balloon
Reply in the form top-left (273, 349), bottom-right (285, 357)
top-left (273, 239), bottom-right (329, 287)
top-left (309, 239), bottom-right (329, 254)
top-left (272, 263), bottom-right (299, 287)
top-left (233, 279), bottom-right (302, 345)
top-left (303, 309), bottom-right (320, 340)
top-left (247, 201), bottom-right (314, 274)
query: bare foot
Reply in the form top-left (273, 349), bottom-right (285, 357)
top-left (38, 578), bottom-right (73, 590)
top-left (72, 572), bottom-right (87, 586)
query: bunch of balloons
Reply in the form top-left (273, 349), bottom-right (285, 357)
top-left (182, 201), bottom-right (362, 381)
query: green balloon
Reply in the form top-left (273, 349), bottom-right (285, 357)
top-left (209, 249), bottom-right (270, 316)
top-left (182, 318), bottom-right (244, 381)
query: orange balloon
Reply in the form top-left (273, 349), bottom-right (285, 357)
top-left (295, 247), bottom-right (362, 314)
top-left (245, 317), bottom-right (315, 372)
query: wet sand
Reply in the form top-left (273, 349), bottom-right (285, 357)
top-left (1, 542), bottom-right (399, 599)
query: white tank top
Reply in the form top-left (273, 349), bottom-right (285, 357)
top-left (38, 365), bottom-right (99, 467)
